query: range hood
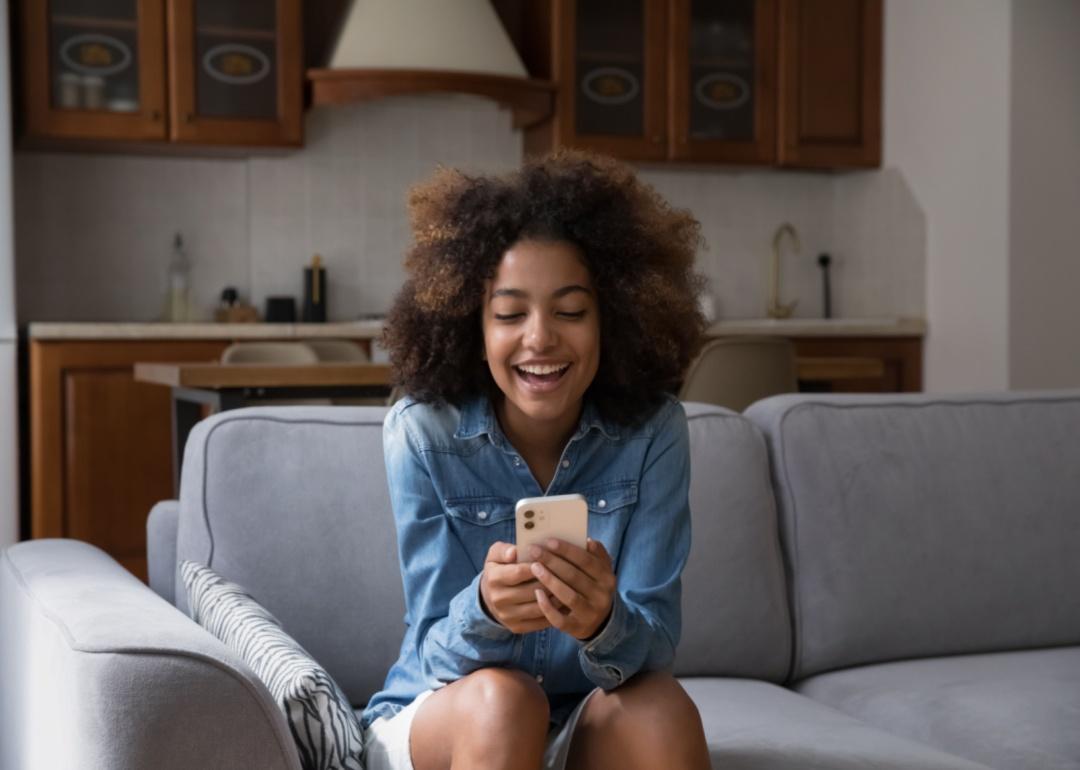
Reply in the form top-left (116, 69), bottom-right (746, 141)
top-left (307, 0), bottom-right (554, 129)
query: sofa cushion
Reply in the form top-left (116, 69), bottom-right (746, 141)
top-left (679, 677), bottom-right (989, 769)
top-left (181, 560), bottom-right (365, 770)
top-left (176, 406), bottom-right (404, 707)
top-left (676, 404), bottom-right (791, 681)
top-left (746, 391), bottom-right (1080, 679)
top-left (795, 646), bottom-right (1080, 770)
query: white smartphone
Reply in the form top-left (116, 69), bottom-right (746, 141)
top-left (514, 493), bottom-right (588, 563)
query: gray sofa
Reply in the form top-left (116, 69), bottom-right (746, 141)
top-left (3, 391), bottom-right (1079, 769)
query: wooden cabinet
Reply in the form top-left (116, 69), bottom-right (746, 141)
top-left (520, 0), bottom-right (880, 168)
top-left (30, 340), bottom-right (228, 581)
top-left (793, 337), bottom-right (922, 393)
top-left (19, 0), bottom-right (302, 148)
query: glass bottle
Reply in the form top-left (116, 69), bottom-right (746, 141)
top-left (166, 232), bottom-right (191, 322)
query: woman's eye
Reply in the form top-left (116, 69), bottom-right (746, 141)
top-left (557, 310), bottom-right (587, 320)
top-left (494, 313), bottom-right (524, 321)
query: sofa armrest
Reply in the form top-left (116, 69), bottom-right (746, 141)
top-left (147, 499), bottom-right (179, 603)
top-left (0, 539), bottom-right (301, 770)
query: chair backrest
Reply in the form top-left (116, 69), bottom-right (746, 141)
top-left (679, 337), bottom-right (797, 412)
top-left (304, 339), bottom-right (370, 362)
top-left (220, 341), bottom-right (320, 364)
top-left (746, 391), bottom-right (1080, 680)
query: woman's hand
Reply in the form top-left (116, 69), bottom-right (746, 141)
top-left (528, 538), bottom-right (616, 641)
top-left (479, 541), bottom-right (552, 634)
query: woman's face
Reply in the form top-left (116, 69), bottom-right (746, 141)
top-left (482, 239), bottom-right (601, 431)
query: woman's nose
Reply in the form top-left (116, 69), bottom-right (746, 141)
top-left (525, 313), bottom-right (557, 350)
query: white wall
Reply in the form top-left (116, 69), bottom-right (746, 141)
top-left (884, 0), bottom-right (1012, 391)
top-left (14, 100), bottom-right (926, 325)
top-left (1008, 0), bottom-right (1080, 389)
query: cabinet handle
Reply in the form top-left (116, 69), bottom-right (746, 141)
top-left (150, 109), bottom-right (161, 121)
top-left (185, 113), bottom-right (195, 123)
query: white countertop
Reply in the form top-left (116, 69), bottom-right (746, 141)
top-left (706, 317), bottom-right (926, 337)
top-left (29, 320), bottom-right (386, 340)
top-left (28, 316), bottom-right (926, 340)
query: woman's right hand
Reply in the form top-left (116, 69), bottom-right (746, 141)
top-left (479, 541), bottom-right (552, 634)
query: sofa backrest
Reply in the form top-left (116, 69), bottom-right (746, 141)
top-left (173, 403), bottom-right (793, 707)
top-left (746, 391), bottom-right (1080, 681)
top-left (676, 403), bottom-right (791, 681)
top-left (175, 406), bottom-right (404, 706)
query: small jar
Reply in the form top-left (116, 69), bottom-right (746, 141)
top-left (57, 73), bottom-right (81, 109)
top-left (81, 75), bottom-right (105, 110)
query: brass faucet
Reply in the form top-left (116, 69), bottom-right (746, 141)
top-left (768, 223), bottom-right (800, 319)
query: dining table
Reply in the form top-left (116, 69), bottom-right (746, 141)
top-left (133, 361), bottom-right (394, 492)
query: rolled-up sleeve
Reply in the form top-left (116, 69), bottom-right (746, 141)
top-left (577, 400), bottom-right (690, 689)
top-left (383, 407), bottom-right (515, 686)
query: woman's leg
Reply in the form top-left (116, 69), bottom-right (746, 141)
top-left (410, 668), bottom-right (551, 770)
top-left (565, 671), bottom-right (711, 770)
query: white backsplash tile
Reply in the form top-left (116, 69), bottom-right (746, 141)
top-left (14, 96), bottom-right (924, 324)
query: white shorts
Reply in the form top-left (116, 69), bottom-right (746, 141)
top-left (363, 688), bottom-right (599, 770)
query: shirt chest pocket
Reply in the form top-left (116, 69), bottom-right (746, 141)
top-left (443, 496), bottom-right (516, 563)
top-left (583, 482), bottom-right (638, 516)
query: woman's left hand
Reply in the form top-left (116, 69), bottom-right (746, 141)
top-left (528, 537), bottom-right (616, 641)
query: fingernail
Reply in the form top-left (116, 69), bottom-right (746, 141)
top-left (546, 538), bottom-right (559, 550)
top-left (506, 546), bottom-right (515, 560)
top-left (531, 562), bottom-right (544, 576)
top-left (528, 546), bottom-right (542, 560)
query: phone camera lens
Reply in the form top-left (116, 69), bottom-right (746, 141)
top-left (524, 510), bottom-right (535, 519)
top-left (524, 521), bottom-right (535, 530)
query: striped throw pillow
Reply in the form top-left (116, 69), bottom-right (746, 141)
top-left (180, 560), bottom-right (364, 770)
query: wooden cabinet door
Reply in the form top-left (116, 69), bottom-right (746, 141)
top-left (166, 0), bottom-right (302, 146)
top-left (793, 337), bottom-right (923, 393)
top-left (777, 0), bottom-right (881, 168)
top-left (552, 0), bottom-right (668, 161)
top-left (30, 340), bottom-right (227, 581)
top-left (21, 0), bottom-right (168, 141)
top-left (669, 0), bottom-right (778, 164)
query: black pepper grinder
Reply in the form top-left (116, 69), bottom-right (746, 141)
top-left (302, 254), bottom-right (327, 322)
top-left (817, 253), bottom-right (832, 319)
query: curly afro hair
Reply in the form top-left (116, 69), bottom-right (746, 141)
top-left (382, 149), bottom-right (707, 426)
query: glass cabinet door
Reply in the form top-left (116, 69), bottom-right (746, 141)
top-left (22, 0), bottom-right (167, 141)
top-left (670, 0), bottom-right (778, 163)
top-left (167, 0), bottom-right (301, 146)
top-left (559, 0), bottom-right (667, 161)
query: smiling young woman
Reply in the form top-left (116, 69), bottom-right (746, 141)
top-left (368, 150), bottom-right (711, 770)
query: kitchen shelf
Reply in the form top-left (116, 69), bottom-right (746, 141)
top-left (195, 25), bottom-right (276, 41)
top-left (307, 68), bottom-right (556, 130)
top-left (51, 14), bottom-right (137, 30)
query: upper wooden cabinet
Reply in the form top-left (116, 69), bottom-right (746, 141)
top-left (521, 0), bottom-right (881, 168)
top-left (19, 0), bottom-right (303, 148)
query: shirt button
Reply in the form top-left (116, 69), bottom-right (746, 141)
top-left (598, 499), bottom-right (607, 509)
top-left (477, 511), bottom-right (488, 520)
top-left (535, 674), bottom-right (544, 683)
top-left (561, 460), bottom-right (570, 468)
top-left (513, 458), bottom-right (521, 466)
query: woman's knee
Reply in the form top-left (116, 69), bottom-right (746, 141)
top-left (457, 668), bottom-right (551, 727)
top-left (589, 671), bottom-right (701, 734)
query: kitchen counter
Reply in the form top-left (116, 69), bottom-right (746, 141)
top-left (28, 317), bottom-right (926, 340)
top-left (28, 320), bottom-right (385, 340)
top-left (706, 317), bottom-right (926, 338)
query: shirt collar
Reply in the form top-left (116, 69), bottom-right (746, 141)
top-left (455, 394), bottom-right (621, 444)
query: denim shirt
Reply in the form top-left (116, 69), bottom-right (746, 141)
top-left (361, 393), bottom-right (692, 729)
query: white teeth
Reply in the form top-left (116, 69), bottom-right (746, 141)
top-left (516, 363), bottom-right (569, 375)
